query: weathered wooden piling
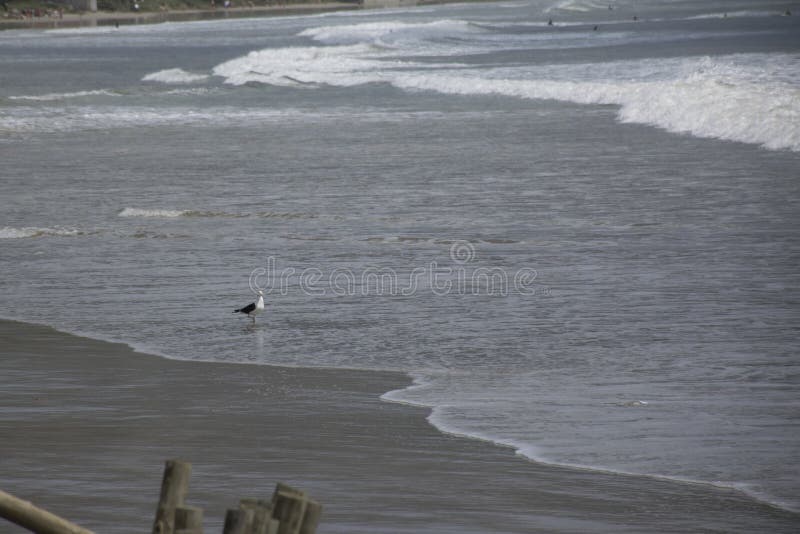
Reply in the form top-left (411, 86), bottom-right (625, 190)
top-left (222, 508), bottom-right (253, 534)
top-left (273, 483), bottom-right (307, 499)
top-left (270, 484), bottom-right (320, 534)
top-left (2, 461), bottom-right (320, 534)
top-left (271, 492), bottom-right (306, 534)
top-left (238, 498), bottom-right (272, 534)
top-left (298, 500), bottom-right (322, 534)
top-left (152, 459), bottom-right (192, 534)
top-left (0, 489), bottom-right (95, 534)
top-left (174, 504), bottom-right (204, 534)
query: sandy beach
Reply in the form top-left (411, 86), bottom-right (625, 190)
top-left (1, 319), bottom-right (797, 533)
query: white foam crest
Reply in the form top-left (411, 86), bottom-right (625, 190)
top-left (390, 54), bottom-right (800, 152)
top-left (8, 89), bottom-right (118, 102)
top-left (686, 10), bottom-right (783, 20)
top-left (0, 106), bottom-right (314, 133)
top-left (0, 105), bottom-right (449, 133)
top-left (545, 0), bottom-right (609, 13)
top-left (298, 19), bottom-right (476, 46)
top-left (211, 45), bottom-right (799, 152)
top-left (43, 25), bottom-right (120, 35)
top-left (118, 207), bottom-right (188, 218)
top-left (212, 44), bottom-right (386, 86)
top-left (142, 68), bottom-right (210, 84)
top-left (162, 87), bottom-right (213, 96)
top-left (0, 226), bottom-right (82, 239)
top-left (480, 20), bottom-right (604, 28)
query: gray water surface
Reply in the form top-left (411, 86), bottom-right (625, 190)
top-left (2, 0), bottom-right (799, 514)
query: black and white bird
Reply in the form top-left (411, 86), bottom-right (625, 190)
top-left (233, 290), bottom-right (264, 323)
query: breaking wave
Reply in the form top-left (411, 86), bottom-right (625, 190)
top-left (391, 54), bottom-right (800, 152)
top-left (118, 208), bottom-right (189, 218)
top-left (117, 208), bottom-right (239, 218)
top-left (545, 0), bottom-right (610, 13)
top-left (298, 19), bottom-right (475, 46)
top-left (212, 44), bottom-right (382, 87)
top-left (211, 34), bottom-right (800, 152)
top-left (0, 226), bottom-right (83, 239)
top-left (142, 68), bottom-right (210, 84)
top-left (118, 207), bottom-right (318, 219)
top-left (0, 106), bottom-right (332, 133)
top-left (8, 90), bottom-right (119, 102)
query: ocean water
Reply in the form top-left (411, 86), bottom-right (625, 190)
top-left (2, 0), bottom-right (799, 519)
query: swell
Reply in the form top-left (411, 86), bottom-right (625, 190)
top-left (118, 207), bottom-right (318, 219)
top-left (7, 89), bottom-right (121, 102)
top-left (0, 226), bottom-right (86, 239)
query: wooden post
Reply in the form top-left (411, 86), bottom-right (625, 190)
top-left (0, 489), bottom-right (95, 534)
top-left (298, 500), bottom-right (322, 534)
top-left (239, 499), bottom-right (271, 534)
top-left (271, 490), bottom-right (307, 534)
top-left (269, 484), bottom-right (320, 534)
top-left (273, 484), bottom-right (304, 498)
top-left (152, 460), bottom-right (192, 534)
top-left (222, 508), bottom-right (253, 534)
top-left (174, 504), bottom-right (203, 534)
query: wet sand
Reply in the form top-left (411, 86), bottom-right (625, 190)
top-left (0, 319), bottom-right (797, 533)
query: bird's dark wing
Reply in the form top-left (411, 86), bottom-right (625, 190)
top-left (234, 302), bottom-right (256, 314)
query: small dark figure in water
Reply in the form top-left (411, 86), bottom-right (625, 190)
top-left (115, 20), bottom-right (119, 28)
top-left (547, 18), bottom-right (553, 26)
top-left (785, 10), bottom-right (792, 16)
top-left (633, 15), bottom-right (638, 21)
top-left (593, 25), bottom-right (598, 31)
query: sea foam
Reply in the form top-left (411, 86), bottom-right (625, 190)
top-left (118, 207), bottom-right (188, 218)
top-left (391, 54), bottom-right (800, 152)
top-left (212, 38), bottom-right (800, 151)
top-left (0, 226), bottom-right (82, 239)
top-left (212, 44), bottom-right (382, 87)
top-left (117, 207), bottom-right (251, 218)
top-left (299, 19), bottom-right (475, 46)
top-left (0, 106), bottom-right (301, 133)
top-left (8, 90), bottom-right (118, 102)
top-left (213, 18), bottom-right (800, 152)
top-left (545, 0), bottom-right (609, 13)
top-left (142, 68), bottom-right (210, 84)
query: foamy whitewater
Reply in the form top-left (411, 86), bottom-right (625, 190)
top-left (2, 0), bottom-right (799, 522)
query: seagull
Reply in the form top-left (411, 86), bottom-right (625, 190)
top-left (234, 290), bottom-right (264, 323)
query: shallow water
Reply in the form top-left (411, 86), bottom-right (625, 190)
top-left (1, 0), bottom-right (799, 516)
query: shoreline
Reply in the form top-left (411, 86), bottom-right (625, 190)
top-left (0, 0), bottom-right (480, 31)
top-left (0, 2), bottom-right (360, 31)
top-left (1, 318), bottom-right (798, 533)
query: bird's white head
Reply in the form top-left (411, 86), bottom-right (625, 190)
top-left (257, 290), bottom-right (264, 296)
